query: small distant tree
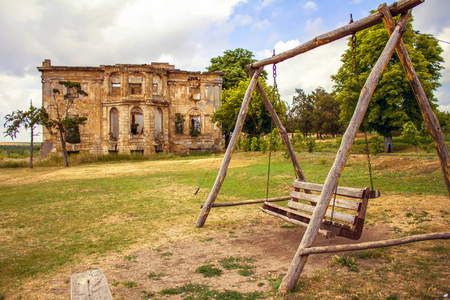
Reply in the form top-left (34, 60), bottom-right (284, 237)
top-left (3, 101), bottom-right (47, 168)
top-left (43, 81), bottom-right (88, 167)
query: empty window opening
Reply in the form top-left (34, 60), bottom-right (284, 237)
top-left (189, 77), bottom-right (200, 101)
top-left (153, 75), bottom-right (161, 95)
top-left (66, 115), bottom-right (81, 143)
top-left (109, 107), bottom-right (119, 140)
top-left (131, 107), bottom-right (144, 135)
top-left (190, 115), bottom-right (201, 137)
top-left (129, 73), bottom-right (143, 95)
top-left (154, 108), bottom-right (163, 138)
top-left (175, 114), bottom-right (183, 134)
top-left (110, 74), bottom-right (121, 96)
top-left (130, 150), bottom-right (144, 155)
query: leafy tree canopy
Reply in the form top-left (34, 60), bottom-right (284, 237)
top-left (212, 78), bottom-right (285, 138)
top-left (207, 48), bottom-right (267, 90)
top-left (331, 14), bottom-right (444, 138)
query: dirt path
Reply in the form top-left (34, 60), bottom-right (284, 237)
top-left (31, 220), bottom-right (390, 299)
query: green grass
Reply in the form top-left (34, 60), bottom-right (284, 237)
top-left (196, 264), bottom-right (223, 277)
top-left (0, 151), bottom-right (448, 298)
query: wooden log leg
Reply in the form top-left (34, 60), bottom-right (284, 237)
top-left (253, 78), bottom-right (307, 182)
top-left (195, 67), bottom-right (264, 228)
top-left (278, 13), bottom-right (410, 293)
top-left (379, 4), bottom-right (450, 197)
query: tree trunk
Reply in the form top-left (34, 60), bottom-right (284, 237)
top-left (59, 127), bottom-right (69, 167)
top-left (384, 136), bottom-right (393, 153)
top-left (29, 127), bottom-right (34, 169)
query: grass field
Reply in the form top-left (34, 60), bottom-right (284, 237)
top-left (0, 150), bottom-right (449, 299)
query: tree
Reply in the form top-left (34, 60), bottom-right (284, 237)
top-left (207, 48), bottom-right (267, 90)
top-left (211, 78), bottom-right (285, 142)
top-left (3, 101), bottom-right (47, 168)
top-left (310, 87), bottom-right (342, 138)
top-left (291, 89), bottom-right (315, 138)
top-left (331, 14), bottom-right (444, 152)
top-left (43, 81), bottom-right (88, 167)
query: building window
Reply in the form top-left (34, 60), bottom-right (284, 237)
top-left (153, 75), bottom-right (161, 95)
top-left (66, 115), bottom-right (81, 143)
top-left (154, 108), bottom-right (163, 138)
top-left (129, 73), bottom-right (143, 95)
top-left (175, 114), bottom-right (183, 134)
top-left (189, 116), bottom-right (201, 137)
top-left (130, 107), bottom-right (144, 135)
top-left (109, 107), bottom-right (119, 140)
top-left (189, 77), bottom-right (200, 101)
top-left (110, 74), bottom-right (121, 96)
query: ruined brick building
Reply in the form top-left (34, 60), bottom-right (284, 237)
top-left (38, 59), bottom-right (223, 155)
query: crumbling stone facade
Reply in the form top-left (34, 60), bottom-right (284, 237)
top-left (38, 60), bottom-right (223, 156)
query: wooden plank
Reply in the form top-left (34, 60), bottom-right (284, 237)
top-left (259, 207), bottom-right (334, 238)
top-left (70, 269), bottom-right (112, 300)
top-left (290, 191), bottom-right (359, 211)
top-left (379, 4), bottom-right (450, 198)
top-left (288, 201), bottom-right (355, 224)
top-left (278, 13), bottom-right (410, 294)
top-left (195, 68), bottom-right (264, 228)
top-left (292, 180), bottom-right (364, 198)
top-left (300, 232), bottom-right (450, 256)
top-left (249, 0), bottom-right (423, 69)
top-left (263, 202), bottom-right (313, 220)
top-left (200, 196), bottom-right (291, 208)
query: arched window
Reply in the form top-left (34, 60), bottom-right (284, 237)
top-left (130, 107), bottom-right (144, 135)
top-left (154, 108), bottom-right (163, 137)
top-left (110, 107), bottom-right (119, 140)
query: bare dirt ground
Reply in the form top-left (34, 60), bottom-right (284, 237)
top-left (21, 218), bottom-right (391, 299)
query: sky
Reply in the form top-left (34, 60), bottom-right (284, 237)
top-left (0, 0), bottom-right (449, 142)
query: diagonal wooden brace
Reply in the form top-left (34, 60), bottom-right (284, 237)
top-left (379, 4), bottom-right (450, 198)
top-left (278, 11), bottom-right (411, 293)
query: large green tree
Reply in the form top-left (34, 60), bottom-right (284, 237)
top-left (207, 48), bottom-right (266, 90)
top-left (3, 101), bottom-right (47, 168)
top-left (332, 14), bottom-right (444, 151)
top-left (43, 81), bottom-right (88, 167)
top-left (311, 87), bottom-right (342, 138)
top-left (291, 88), bottom-right (315, 138)
top-left (211, 78), bottom-right (285, 142)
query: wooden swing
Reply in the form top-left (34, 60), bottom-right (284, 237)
top-left (196, 0), bottom-right (450, 293)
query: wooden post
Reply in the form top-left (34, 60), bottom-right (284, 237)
top-left (248, 68), bottom-right (308, 182)
top-left (379, 4), bottom-right (450, 197)
top-left (249, 0), bottom-right (423, 69)
top-left (195, 68), bottom-right (264, 228)
top-left (278, 12), bottom-right (411, 293)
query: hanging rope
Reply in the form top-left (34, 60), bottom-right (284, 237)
top-left (194, 155), bottom-right (217, 195)
top-left (266, 50), bottom-right (278, 201)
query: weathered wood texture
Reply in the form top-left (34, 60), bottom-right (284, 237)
top-left (300, 232), bottom-right (450, 255)
top-left (278, 12), bottom-right (410, 293)
top-left (290, 191), bottom-right (359, 210)
top-left (249, 0), bottom-right (423, 69)
top-left (200, 196), bottom-right (291, 208)
top-left (288, 200), bottom-right (355, 223)
top-left (259, 204), bottom-right (335, 238)
top-left (292, 180), bottom-right (365, 198)
top-left (379, 4), bottom-right (450, 197)
top-left (70, 269), bottom-right (112, 300)
top-left (195, 68), bottom-right (264, 228)
top-left (251, 76), bottom-right (309, 184)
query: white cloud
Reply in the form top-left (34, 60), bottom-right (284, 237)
top-left (261, 38), bottom-right (347, 105)
top-left (254, 19), bottom-right (271, 31)
top-left (305, 17), bottom-right (327, 39)
top-left (303, 1), bottom-right (318, 14)
top-left (261, 0), bottom-right (275, 8)
top-left (232, 14), bottom-right (253, 26)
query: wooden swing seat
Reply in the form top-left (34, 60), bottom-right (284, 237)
top-left (260, 180), bottom-right (381, 240)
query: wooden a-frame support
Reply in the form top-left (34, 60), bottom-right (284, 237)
top-left (196, 0), bottom-right (450, 293)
